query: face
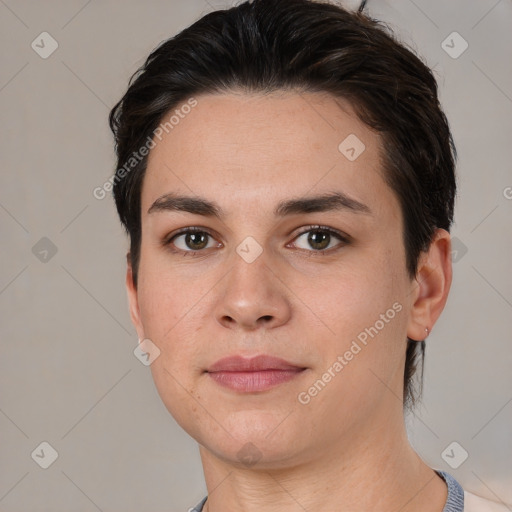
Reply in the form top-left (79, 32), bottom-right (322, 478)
top-left (127, 91), bottom-right (434, 468)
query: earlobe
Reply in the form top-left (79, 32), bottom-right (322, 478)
top-left (406, 229), bottom-right (453, 342)
top-left (126, 253), bottom-right (145, 340)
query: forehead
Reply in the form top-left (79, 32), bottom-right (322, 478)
top-left (141, 91), bottom-right (396, 222)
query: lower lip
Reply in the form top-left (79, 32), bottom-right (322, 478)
top-left (207, 369), bottom-right (305, 392)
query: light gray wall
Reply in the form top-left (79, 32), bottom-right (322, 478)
top-left (1, 1), bottom-right (511, 510)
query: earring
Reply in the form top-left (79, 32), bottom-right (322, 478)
top-left (425, 327), bottom-right (430, 338)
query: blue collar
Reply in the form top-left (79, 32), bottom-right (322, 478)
top-left (436, 469), bottom-right (465, 512)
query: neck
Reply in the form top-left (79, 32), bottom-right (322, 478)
top-left (199, 401), bottom-right (447, 512)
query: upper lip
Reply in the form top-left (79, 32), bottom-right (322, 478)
top-left (206, 355), bottom-right (305, 372)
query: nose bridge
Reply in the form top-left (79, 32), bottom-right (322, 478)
top-left (215, 237), bottom-right (290, 329)
top-left (227, 238), bottom-right (275, 303)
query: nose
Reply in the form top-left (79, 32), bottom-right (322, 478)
top-left (214, 248), bottom-right (292, 331)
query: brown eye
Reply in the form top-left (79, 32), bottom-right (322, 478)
top-left (307, 230), bottom-right (331, 250)
top-left (292, 227), bottom-right (349, 253)
top-left (182, 231), bottom-right (209, 250)
top-left (166, 228), bottom-right (219, 255)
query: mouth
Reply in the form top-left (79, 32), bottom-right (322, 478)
top-left (205, 355), bottom-right (307, 393)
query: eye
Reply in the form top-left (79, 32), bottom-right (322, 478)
top-left (165, 227), bottom-right (220, 255)
top-left (290, 226), bottom-right (349, 253)
top-left (163, 225), bottom-right (349, 257)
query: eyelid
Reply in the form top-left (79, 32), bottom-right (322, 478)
top-left (163, 226), bottom-right (220, 244)
top-left (290, 224), bottom-right (351, 243)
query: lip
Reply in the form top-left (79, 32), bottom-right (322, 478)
top-left (206, 355), bottom-right (307, 392)
top-left (207, 355), bottom-right (303, 372)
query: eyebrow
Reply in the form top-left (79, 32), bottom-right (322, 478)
top-left (147, 191), bottom-right (372, 218)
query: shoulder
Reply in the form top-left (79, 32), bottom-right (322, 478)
top-left (433, 469), bottom-right (510, 512)
top-left (464, 490), bottom-right (511, 512)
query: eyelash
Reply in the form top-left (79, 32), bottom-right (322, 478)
top-left (163, 225), bottom-right (350, 257)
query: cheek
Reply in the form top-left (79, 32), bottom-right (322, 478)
top-left (311, 251), bottom-right (408, 372)
top-left (309, 265), bottom-right (384, 332)
top-left (137, 267), bottom-right (206, 427)
top-left (136, 271), bottom-right (194, 392)
top-left (137, 251), bottom-right (197, 339)
top-left (135, 249), bottom-right (218, 374)
top-left (303, 273), bottom-right (407, 429)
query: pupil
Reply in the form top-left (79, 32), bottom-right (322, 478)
top-left (309, 231), bottom-right (329, 250)
top-left (187, 232), bottom-right (207, 250)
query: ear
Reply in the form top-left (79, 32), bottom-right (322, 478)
top-left (407, 229), bottom-right (453, 341)
top-left (126, 252), bottom-right (145, 341)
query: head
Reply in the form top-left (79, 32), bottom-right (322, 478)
top-left (109, 0), bottom-right (455, 467)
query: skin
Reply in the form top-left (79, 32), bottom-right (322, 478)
top-left (126, 91), bottom-right (453, 511)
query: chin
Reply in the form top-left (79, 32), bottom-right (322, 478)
top-left (201, 436), bottom-right (306, 471)
top-left (197, 412), bottom-right (308, 466)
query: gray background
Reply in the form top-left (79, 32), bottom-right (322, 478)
top-left (1, 0), bottom-right (511, 510)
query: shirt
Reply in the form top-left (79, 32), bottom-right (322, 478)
top-left (188, 469), bottom-right (511, 511)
